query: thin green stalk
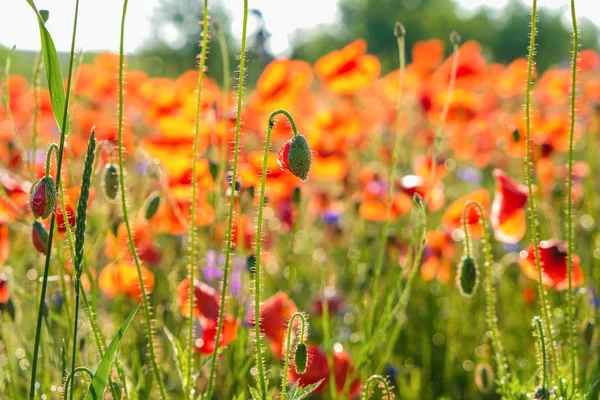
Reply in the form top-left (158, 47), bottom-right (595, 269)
top-left (369, 23), bottom-right (406, 332)
top-left (533, 316), bottom-right (548, 389)
top-left (214, 19), bottom-right (231, 202)
top-left (566, 0), bottom-right (579, 391)
top-left (463, 202), bottom-right (506, 382)
top-left (321, 268), bottom-right (337, 400)
top-left (280, 312), bottom-right (308, 399)
top-left (30, 0), bottom-right (81, 396)
top-left (117, 1), bottom-right (167, 398)
top-left (187, 1), bottom-right (209, 397)
top-left (252, 109), bottom-right (300, 398)
top-left (363, 375), bottom-right (393, 400)
top-left (204, 2), bottom-right (249, 399)
top-left (524, 0), bottom-right (560, 375)
top-left (428, 32), bottom-right (460, 189)
top-left (69, 130), bottom-right (96, 399)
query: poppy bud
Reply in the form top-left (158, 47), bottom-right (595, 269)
top-left (144, 191), bottom-right (161, 220)
top-left (247, 254), bottom-right (256, 274)
top-left (394, 22), bottom-right (406, 38)
top-left (457, 256), bottom-right (478, 297)
top-left (32, 221), bottom-right (49, 255)
top-left (512, 128), bottom-right (521, 143)
top-left (534, 386), bottom-right (550, 400)
top-left (277, 134), bottom-right (312, 181)
top-left (450, 31), bottom-right (461, 46)
top-left (30, 176), bottom-right (57, 219)
top-left (103, 163), bottom-right (119, 200)
top-left (294, 342), bottom-right (308, 374)
top-left (209, 161), bottom-right (219, 181)
top-left (293, 187), bottom-right (301, 206)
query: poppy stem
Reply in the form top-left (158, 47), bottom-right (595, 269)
top-left (363, 374), bottom-right (393, 400)
top-left (252, 108), bottom-right (300, 399)
top-left (281, 312), bottom-right (308, 399)
top-left (524, 0), bottom-right (561, 377)
top-left (533, 316), bottom-right (548, 390)
top-left (29, 0), bottom-right (81, 395)
top-left (63, 366), bottom-right (94, 400)
top-left (31, 52), bottom-right (43, 174)
top-left (116, 1), bottom-right (167, 398)
top-left (368, 22), bottom-right (406, 335)
top-left (205, 1), bottom-right (249, 398)
top-left (566, 0), bottom-right (579, 392)
top-left (462, 201), bottom-right (507, 385)
top-left (45, 143), bottom-right (58, 179)
top-left (188, 0), bottom-right (210, 397)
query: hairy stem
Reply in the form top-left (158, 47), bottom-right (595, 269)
top-left (280, 312), bottom-right (308, 399)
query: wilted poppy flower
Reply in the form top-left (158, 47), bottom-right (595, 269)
top-left (247, 291), bottom-right (297, 358)
top-left (177, 278), bottom-right (220, 321)
top-left (441, 189), bottom-right (490, 237)
top-left (193, 316), bottom-right (239, 354)
top-left (491, 169), bottom-right (528, 244)
top-left (315, 39), bottom-right (380, 95)
top-left (518, 240), bottom-right (584, 290)
top-left (98, 262), bottom-right (155, 299)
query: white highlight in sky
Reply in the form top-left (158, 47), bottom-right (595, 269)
top-left (0, 0), bottom-right (598, 55)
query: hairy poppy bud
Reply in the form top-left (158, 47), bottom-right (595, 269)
top-left (209, 161), bottom-right (219, 181)
top-left (30, 176), bottom-right (57, 219)
top-left (277, 134), bottom-right (312, 181)
top-left (103, 163), bottom-right (119, 200)
top-left (457, 256), bottom-right (478, 297)
top-left (534, 386), bottom-right (550, 400)
top-left (247, 254), bottom-right (256, 274)
top-left (583, 319), bottom-right (594, 346)
top-left (144, 191), bottom-right (161, 220)
top-left (294, 342), bottom-right (308, 374)
top-left (32, 221), bottom-right (49, 255)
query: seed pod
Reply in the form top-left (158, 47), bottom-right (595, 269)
top-left (294, 342), bottom-right (308, 374)
top-left (144, 191), bottom-right (161, 220)
top-left (457, 256), bottom-right (478, 297)
top-left (277, 134), bottom-right (312, 181)
top-left (103, 163), bottom-right (119, 200)
top-left (32, 221), bottom-right (49, 254)
top-left (30, 176), bottom-right (57, 219)
top-left (534, 386), bottom-right (550, 400)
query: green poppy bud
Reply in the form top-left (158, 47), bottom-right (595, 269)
top-left (457, 256), bottom-right (478, 297)
top-left (103, 163), bottom-right (119, 200)
top-left (277, 134), bottom-right (312, 181)
top-left (144, 191), bottom-right (161, 220)
top-left (32, 221), bottom-right (49, 255)
top-left (294, 342), bottom-right (308, 374)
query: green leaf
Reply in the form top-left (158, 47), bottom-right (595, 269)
top-left (84, 305), bottom-right (139, 400)
top-left (60, 340), bottom-right (67, 381)
top-left (163, 326), bottom-right (187, 387)
top-left (248, 386), bottom-right (261, 400)
top-left (585, 379), bottom-right (600, 399)
top-left (285, 379), bottom-right (325, 400)
top-left (24, 0), bottom-right (70, 136)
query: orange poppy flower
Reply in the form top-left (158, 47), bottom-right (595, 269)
top-left (193, 316), bottom-right (238, 354)
top-left (518, 240), bottom-right (584, 290)
top-left (315, 39), bottom-right (380, 95)
top-left (420, 230), bottom-right (455, 283)
top-left (105, 221), bottom-right (162, 266)
top-left (98, 261), bottom-right (155, 299)
top-left (176, 278), bottom-right (220, 321)
top-left (247, 291), bottom-right (297, 358)
top-left (491, 169), bottom-right (528, 244)
top-left (441, 189), bottom-right (490, 237)
top-left (0, 225), bottom-right (8, 267)
top-left (412, 39), bottom-right (445, 72)
top-left (250, 59), bottom-right (313, 112)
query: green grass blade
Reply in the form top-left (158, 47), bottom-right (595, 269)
top-left (84, 305), bottom-right (139, 400)
top-left (24, 0), bottom-right (70, 136)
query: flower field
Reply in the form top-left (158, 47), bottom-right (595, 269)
top-left (0, 0), bottom-right (599, 399)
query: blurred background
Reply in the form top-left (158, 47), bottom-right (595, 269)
top-left (1, 0), bottom-right (599, 86)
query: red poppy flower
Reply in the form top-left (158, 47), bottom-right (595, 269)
top-left (0, 224), bottom-right (9, 267)
top-left (518, 240), bottom-right (584, 290)
top-left (55, 203), bottom-right (76, 236)
top-left (177, 278), bottom-right (220, 321)
top-left (193, 316), bottom-right (239, 354)
top-left (247, 291), bottom-right (297, 358)
top-left (491, 169), bottom-right (528, 244)
top-left (332, 346), bottom-right (361, 397)
top-left (0, 273), bottom-right (8, 303)
top-left (288, 345), bottom-right (329, 394)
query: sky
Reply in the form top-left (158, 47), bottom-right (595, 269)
top-left (1, 0), bottom-right (598, 57)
